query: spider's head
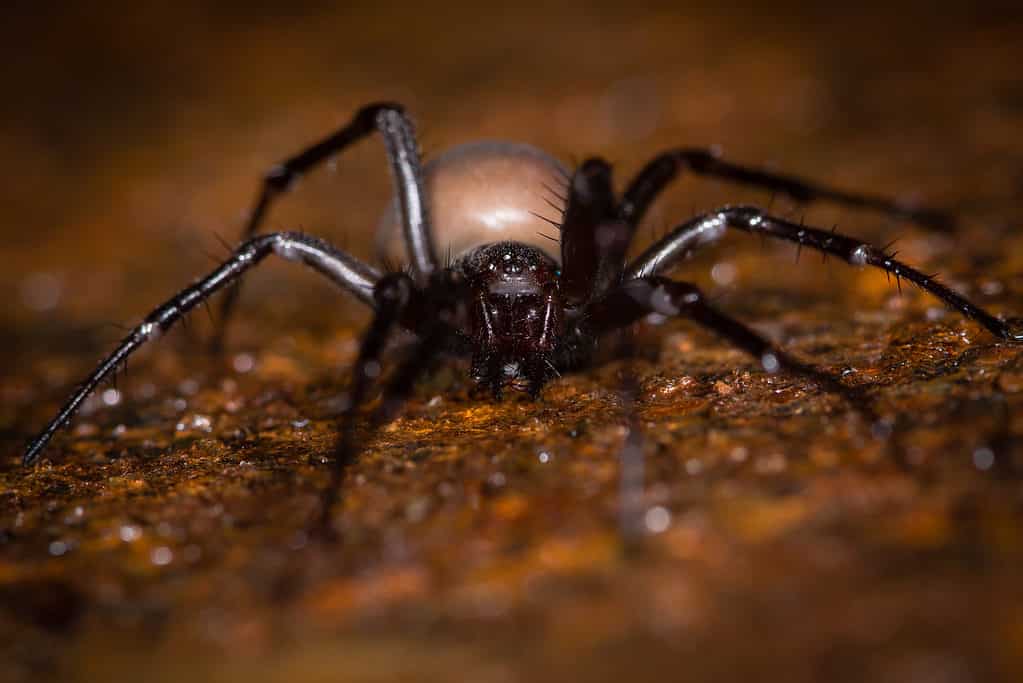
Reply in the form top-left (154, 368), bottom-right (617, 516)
top-left (461, 242), bottom-right (564, 395)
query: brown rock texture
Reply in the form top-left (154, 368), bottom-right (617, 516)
top-left (2, 3), bottom-right (1023, 681)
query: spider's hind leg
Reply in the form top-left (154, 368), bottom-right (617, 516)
top-left (617, 148), bottom-right (954, 232)
top-left (584, 276), bottom-right (879, 421)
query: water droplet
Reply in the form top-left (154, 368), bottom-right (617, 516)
top-left (101, 388), bottom-right (122, 406)
top-left (151, 546), bottom-right (173, 566)
top-left (644, 506), bottom-right (671, 534)
top-left (972, 446), bottom-right (995, 471)
top-left (710, 261), bottom-right (737, 286)
top-left (48, 540), bottom-right (68, 556)
top-left (175, 414), bottom-right (213, 433)
top-left (119, 525), bottom-right (142, 542)
top-left (538, 450), bottom-right (551, 464)
top-left (232, 353), bottom-right (255, 373)
top-left (405, 496), bottom-right (431, 523)
top-left (64, 507), bottom-right (85, 525)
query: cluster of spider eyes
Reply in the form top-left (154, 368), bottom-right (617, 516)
top-left (487, 259), bottom-right (543, 272)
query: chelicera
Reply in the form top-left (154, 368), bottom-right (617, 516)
top-left (24, 102), bottom-right (1023, 491)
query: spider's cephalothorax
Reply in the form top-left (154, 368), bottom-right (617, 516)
top-left (24, 102), bottom-right (1023, 508)
top-left (459, 241), bottom-right (564, 396)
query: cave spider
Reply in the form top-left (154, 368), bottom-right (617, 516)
top-left (23, 102), bottom-right (1023, 497)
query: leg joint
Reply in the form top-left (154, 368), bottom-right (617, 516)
top-left (359, 101), bottom-right (405, 126)
top-left (624, 277), bottom-right (704, 317)
top-left (674, 148), bottom-right (718, 171)
top-left (373, 272), bottom-right (414, 307)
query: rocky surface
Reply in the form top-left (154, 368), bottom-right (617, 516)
top-left (2, 3), bottom-right (1023, 681)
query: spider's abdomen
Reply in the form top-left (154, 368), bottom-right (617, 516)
top-left (377, 141), bottom-right (568, 264)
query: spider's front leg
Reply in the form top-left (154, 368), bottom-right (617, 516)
top-left (23, 232), bottom-right (381, 466)
top-left (320, 269), bottom-right (467, 533)
top-left (626, 206), bottom-right (1023, 342)
top-left (330, 269), bottom-right (467, 470)
top-left (214, 101), bottom-right (439, 349)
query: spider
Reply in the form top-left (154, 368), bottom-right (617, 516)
top-left (23, 102), bottom-right (1023, 488)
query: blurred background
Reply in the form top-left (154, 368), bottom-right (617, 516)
top-left (4, 2), bottom-right (1022, 338)
top-left (2, 2), bottom-right (1023, 681)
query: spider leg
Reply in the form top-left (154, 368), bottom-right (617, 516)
top-left (214, 102), bottom-right (437, 348)
top-left (559, 158), bottom-right (632, 306)
top-left (584, 277), bottom-right (876, 417)
top-left (320, 270), bottom-right (464, 532)
top-left (626, 205), bottom-right (1023, 342)
top-left (617, 148), bottom-right (954, 231)
top-left (317, 272), bottom-right (415, 530)
top-left (23, 232), bottom-right (382, 466)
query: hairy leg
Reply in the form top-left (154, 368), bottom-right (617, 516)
top-left (626, 205), bottom-right (1022, 342)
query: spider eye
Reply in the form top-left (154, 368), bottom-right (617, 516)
top-left (554, 269), bottom-right (562, 278)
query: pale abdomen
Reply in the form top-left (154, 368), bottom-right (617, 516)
top-left (377, 141), bottom-right (569, 264)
